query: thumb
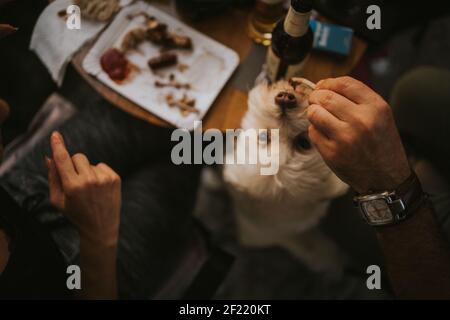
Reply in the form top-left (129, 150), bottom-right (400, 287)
top-left (46, 156), bottom-right (65, 211)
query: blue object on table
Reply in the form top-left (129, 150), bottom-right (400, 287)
top-left (310, 20), bottom-right (353, 56)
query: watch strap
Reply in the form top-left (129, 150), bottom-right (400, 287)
top-left (354, 171), bottom-right (426, 226)
top-left (392, 171), bottom-right (424, 220)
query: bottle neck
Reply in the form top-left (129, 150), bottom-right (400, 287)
top-left (283, 6), bottom-right (311, 37)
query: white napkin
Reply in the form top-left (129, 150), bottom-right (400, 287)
top-left (30, 0), bottom-right (134, 86)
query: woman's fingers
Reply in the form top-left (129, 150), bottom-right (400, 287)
top-left (94, 163), bottom-right (121, 185)
top-left (72, 153), bottom-right (93, 177)
top-left (50, 131), bottom-right (77, 186)
top-left (46, 156), bottom-right (65, 211)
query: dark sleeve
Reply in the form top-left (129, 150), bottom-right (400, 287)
top-left (0, 187), bottom-right (71, 299)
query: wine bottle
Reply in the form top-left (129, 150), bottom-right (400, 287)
top-left (266, 0), bottom-right (313, 82)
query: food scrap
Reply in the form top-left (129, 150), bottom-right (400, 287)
top-left (145, 18), bottom-right (169, 44)
top-left (289, 77), bottom-right (316, 91)
top-left (148, 52), bottom-right (178, 71)
top-left (166, 94), bottom-right (199, 116)
top-left (100, 48), bottom-right (130, 82)
top-left (74, 0), bottom-right (119, 22)
top-left (121, 14), bottom-right (193, 51)
top-left (126, 12), bottom-right (154, 22)
top-left (57, 9), bottom-right (68, 19)
top-left (177, 63), bottom-right (189, 72)
top-left (155, 74), bottom-right (191, 89)
top-left (289, 77), bottom-right (315, 109)
top-left (163, 33), bottom-right (192, 50)
top-left (120, 28), bottom-right (147, 52)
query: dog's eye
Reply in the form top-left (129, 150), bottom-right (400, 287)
top-left (294, 133), bottom-right (311, 152)
top-left (259, 131), bottom-right (271, 143)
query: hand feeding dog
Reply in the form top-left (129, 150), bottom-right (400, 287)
top-left (223, 77), bottom-right (349, 273)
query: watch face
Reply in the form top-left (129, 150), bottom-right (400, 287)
top-left (362, 199), bottom-right (393, 225)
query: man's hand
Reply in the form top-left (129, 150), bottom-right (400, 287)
top-left (307, 76), bottom-right (450, 299)
top-left (307, 76), bottom-right (411, 194)
top-left (46, 131), bottom-right (121, 247)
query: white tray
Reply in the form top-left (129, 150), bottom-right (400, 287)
top-left (83, 1), bottom-right (239, 130)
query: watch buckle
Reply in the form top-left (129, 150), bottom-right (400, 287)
top-left (390, 198), bottom-right (407, 220)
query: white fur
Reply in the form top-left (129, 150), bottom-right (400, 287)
top-left (223, 80), bottom-right (349, 272)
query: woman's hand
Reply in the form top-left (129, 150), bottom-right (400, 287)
top-left (46, 131), bottom-right (121, 247)
top-left (46, 131), bottom-right (121, 299)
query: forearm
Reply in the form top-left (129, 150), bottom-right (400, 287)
top-left (77, 237), bottom-right (118, 300)
top-left (376, 200), bottom-right (450, 299)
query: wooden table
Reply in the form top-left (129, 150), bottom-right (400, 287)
top-left (72, 4), bottom-right (367, 131)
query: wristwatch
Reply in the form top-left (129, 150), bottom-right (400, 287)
top-left (353, 172), bottom-right (426, 227)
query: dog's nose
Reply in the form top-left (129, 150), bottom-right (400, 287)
top-left (275, 91), bottom-right (297, 109)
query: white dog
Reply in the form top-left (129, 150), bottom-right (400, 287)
top-left (223, 78), bottom-right (349, 272)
